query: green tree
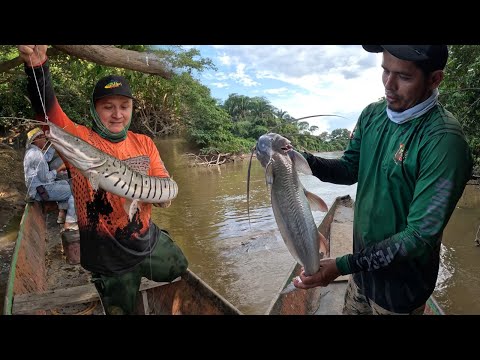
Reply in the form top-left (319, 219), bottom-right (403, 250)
top-left (441, 45), bottom-right (480, 173)
top-left (297, 121), bottom-right (310, 133)
top-left (309, 125), bottom-right (319, 133)
top-left (318, 131), bottom-right (330, 141)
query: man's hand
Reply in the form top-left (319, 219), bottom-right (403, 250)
top-left (56, 163), bottom-right (67, 173)
top-left (293, 258), bottom-right (341, 289)
top-left (17, 45), bottom-right (48, 67)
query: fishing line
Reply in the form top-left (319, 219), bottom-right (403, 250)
top-left (0, 116), bottom-right (74, 196)
top-left (475, 224), bottom-right (480, 246)
top-left (247, 113), bottom-right (349, 229)
top-left (246, 145), bottom-right (255, 229)
top-left (25, 47), bottom-right (187, 313)
top-left (29, 50), bottom-right (48, 122)
top-left (268, 114), bottom-right (350, 134)
top-left (18, 49), bottom-right (51, 200)
top-left (27, 49), bottom-right (60, 193)
top-left (24, 138), bottom-right (53, 197)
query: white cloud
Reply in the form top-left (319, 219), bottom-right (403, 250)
top-left (218, 54), bottom-right (233, 66)
top-left (264, 87), bottom-right (289, 95)
top-left (192, 45), bottom-right (385, 133)
top-left (230, 63), bottom-right (260, 87)
top-left (269, 65), bottom-right (384, 119)
top-left (211, 82), bottom-right (230, 88)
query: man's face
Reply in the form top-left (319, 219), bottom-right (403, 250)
top-left (95, 95), bottom-right (133, 134)
top-left (33, 134), bottom-right (48, 150)
top-left (381, 51), bottom-right (434, 112)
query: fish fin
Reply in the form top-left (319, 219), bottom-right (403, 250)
top-left (304, 189), bottom-right (328, 212)
top-left (289, 150), bottom-right (312, 175)
top-left (318, 231), bottom-right (329, 257)
top-left (123, 155), bottom-right (150, 175)
top-left (87, 171), bottom-right (100, 191)
top-left (124, 199), bottom-right (139, 221)
top-left (265, 161), bottom-right (274, 185)
top-left (280, 277), bottom-right (301, 295)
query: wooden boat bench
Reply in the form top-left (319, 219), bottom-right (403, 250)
top-left (11, 276), bottom-right (181, 315)
top-left (40, 201), bottom-right (59, 213)
top-left (24, 198), bottom-right (59, 213)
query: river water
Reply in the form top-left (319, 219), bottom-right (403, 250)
top-left (1, 137), bottom-right (479, 314)
top-left (152, 138), bottom-right (480, 315)
top-left (436, 183), bottom-right (480, 314)
top-left (152, 139), bottom-right (357, 314)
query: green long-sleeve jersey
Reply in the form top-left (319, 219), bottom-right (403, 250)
top-left (305, 99), bottom-right (472, 312)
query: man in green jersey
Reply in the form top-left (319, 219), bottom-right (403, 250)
top-left (294, 45), bottom-right (473, 314)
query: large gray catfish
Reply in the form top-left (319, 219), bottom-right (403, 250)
top-left (255, 133), bottom-right (329, 276)
top-left (44, 120), bottom-right (178, 221)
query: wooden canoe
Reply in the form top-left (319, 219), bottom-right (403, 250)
top-left (265, 195), bottom-right (445, 315)
top-left (3, 201), bottom-right (242, 315)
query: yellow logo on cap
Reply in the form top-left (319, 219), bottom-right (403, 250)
top-left (104, 81), bottom-right (122, 89)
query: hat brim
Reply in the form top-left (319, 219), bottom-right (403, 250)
top-left (362, 45), bottom-right (384, 53)
top-left (363, 45), bottom-right (429, 61)
top-left (27, 129), bottom-right (45, 144)
top-left (93, 94), bottom-right (135, 102)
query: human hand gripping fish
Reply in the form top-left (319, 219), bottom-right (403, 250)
top-left (254, 133), bottom-right (330, 293)
top-left (293, 258), bottom-right (341, 290)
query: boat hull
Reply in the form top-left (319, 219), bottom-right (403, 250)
top-left (266, 195), bottom-right (445, 315)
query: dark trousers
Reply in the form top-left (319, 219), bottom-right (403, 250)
top-left (92, 230), bottom-right (188, 315)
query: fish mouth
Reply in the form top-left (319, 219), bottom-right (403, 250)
top-left (46, 131), bottom-right (103, 168)
top-left (256, 133), bottom-right (293, 155)
top-left (280, 142), bottom-right (293, 154)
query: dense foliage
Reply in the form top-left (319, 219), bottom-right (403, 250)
top-left (0, 45), bottom-right (349, 155)
top-left (440, 45), bottom-right (480, 173)
top-left (2, 45), bottom-right (477, 172)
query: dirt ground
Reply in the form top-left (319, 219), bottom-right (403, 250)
top-left (0, 140), bottom-right (105, 314)
top-left (0, 144), bottom-right (27, 230)
top-left (0, 144), bottom-right (28, 312)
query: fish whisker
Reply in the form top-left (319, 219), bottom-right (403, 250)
top-left (246, 145), bottom-right (256, 229)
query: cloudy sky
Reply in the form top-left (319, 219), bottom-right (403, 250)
top-left (185, 45), bottom-right (385, 134)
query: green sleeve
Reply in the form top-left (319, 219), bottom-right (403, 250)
top-left (304, 115), bottom-right (363, 185)
top-left (343, 132), bottom-right (472, 274)
top-left (336, 256), bottom-right (351, 275)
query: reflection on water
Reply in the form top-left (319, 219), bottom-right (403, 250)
top-left (153, 138), bottom-right (480, 315)
top-left (152, 141), bottom-right (357, 314)
top-left (2, 137), bottom-right (479, 315)
top-left (435, 184), bottom-right (480, 314)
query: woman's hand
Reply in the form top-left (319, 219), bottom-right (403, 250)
top-left (17, 45), bottom-right (48, 67)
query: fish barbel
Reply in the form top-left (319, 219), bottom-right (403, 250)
top-left (255, 133), bottom-right (329, 276)
top-left (44, 120), bottom-right (178, 221)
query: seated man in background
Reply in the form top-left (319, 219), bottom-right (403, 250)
top-left (23, 127), bottom-right (78, 231)
top-left (46, 145), bottom-right (69, 182)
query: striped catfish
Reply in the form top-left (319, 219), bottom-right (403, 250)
top-left (255, 133), bottom-right (329, 277)
top-left (44, 120), bottom-right (178, 221)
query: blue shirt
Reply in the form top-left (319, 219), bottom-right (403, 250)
top-left (23, 144), bottom-right (58, 199)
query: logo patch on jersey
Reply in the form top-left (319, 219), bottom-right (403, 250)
top-left (394, 143), bottom-right (407, 164)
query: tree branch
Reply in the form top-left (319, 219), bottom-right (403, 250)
top-left (0, 48), bottom-right (60, 73)
top-left (0, 46), bottom-right (173, 78)
top-left (53, 45), bottom-right (172, 78)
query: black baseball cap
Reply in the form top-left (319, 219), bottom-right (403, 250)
top-left (92, 75), bottom-right (134, 102)
top-left (362, 45), bottom-right (449, 72)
